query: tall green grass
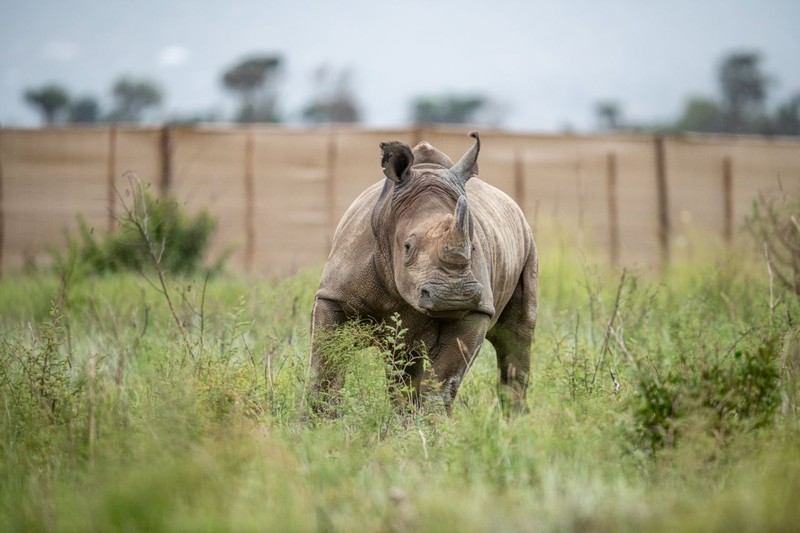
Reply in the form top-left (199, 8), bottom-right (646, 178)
top-left (1, 236), bottom-right (798, 531)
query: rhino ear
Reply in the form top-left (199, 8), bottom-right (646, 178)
top-left (380, 141), bottom-right (414, 183)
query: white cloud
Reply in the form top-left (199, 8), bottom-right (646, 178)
top-left (41, 41), bottom-right (80, 61)
top-left (158, 45), bottom-right (190, 67)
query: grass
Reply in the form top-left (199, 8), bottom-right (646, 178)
top-left (1, 238), bottom-right (799, 532)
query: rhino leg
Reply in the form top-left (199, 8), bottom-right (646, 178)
top-left (419, 314), bottom-right (490, 413)
top-left (309, 296), bottom-right (348, 413)
top-left (487, 251), bottom-right (538, 414)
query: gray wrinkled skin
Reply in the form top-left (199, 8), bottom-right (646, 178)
top-left (311, 132), bottom-right (538, 413)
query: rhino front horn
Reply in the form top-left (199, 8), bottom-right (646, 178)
top-left (450, 131), bottom-right (480, 185)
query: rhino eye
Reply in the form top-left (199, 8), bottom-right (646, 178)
top-left (403, 233), bottom-right (417, 264)
top-left (403, 237), bottom-right (417, 264)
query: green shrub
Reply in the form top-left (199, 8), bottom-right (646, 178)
top-left (56, 182), bottom-right (220, 277)
top-left (0, 305), bottom-right (85, 464)
top-left (631, 334), bottom-right (781, 454)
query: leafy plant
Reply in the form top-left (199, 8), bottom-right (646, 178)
top-left (0, 304), bottom-right (85, 465)
top-left (631, 332), bottom-right (781, 454)
top-left (56, 179), bottom-right (220, 277)
top-left (376, 313), bottom-right (427, 409)
top-left (306, 313), bottom-right (435, 422)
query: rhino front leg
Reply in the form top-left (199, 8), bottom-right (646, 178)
top-left (309, 296), bottom-right (348, 413)
top-left (419, 314), bottom-right (490, 412)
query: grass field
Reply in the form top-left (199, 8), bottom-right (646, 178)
top-left (1, 225), bottom-right (799, 531)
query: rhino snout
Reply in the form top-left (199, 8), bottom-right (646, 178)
top-left (418, 279), bottom-right (483, 314)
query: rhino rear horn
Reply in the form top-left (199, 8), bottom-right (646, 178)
top-left (380, 141), bottom-right (414, 183)
top-left (450, 131), bottom-right (480, 185)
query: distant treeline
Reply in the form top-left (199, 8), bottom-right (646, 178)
top-left (20, 51), bottom-right (800, 136)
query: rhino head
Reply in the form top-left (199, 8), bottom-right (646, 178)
top-left (379, 132), bottom-right (491, 319)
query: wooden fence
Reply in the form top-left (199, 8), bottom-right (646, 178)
top-left (0, 125), bottom-right (798, 277)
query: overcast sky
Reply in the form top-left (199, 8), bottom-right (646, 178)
top-left (2, 0), bottom-right (799, 132)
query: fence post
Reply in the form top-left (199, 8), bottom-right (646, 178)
top-left (606, 152), bottom-right (620, 265)
top-left (106, 126), bottom-right (118, 233)
top-left (326, 130), bottom-right (339, 249)
top-left (654, 135), bottom-right (671, 266)
top-left (513, 147), bottom-right (525, 216)
top-left (160, 126), bottom-right (173, 194)
top-left (722, 155), bottom-right (734, 244)
top-left (244, 129), bottom-right (256, 273)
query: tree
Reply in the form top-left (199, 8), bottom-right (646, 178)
top-left (222, 54), bottom-right (282, 123)
top-left (24, 83), bottom-right (70, 125)
top-left (110, 78), bottom-right (162, 122)
top-left (719, 52), bottom-right (769, 133)
top-left (773, 94), bottom-right (800, 136)
top-left (108, 76), bottom-right (162, 122)
top-left (302, 66), bottom-right (361, 124)
top-left (675, 97), bottom-right (725, 133)
top-left (595, 101), bottom-right (623, 131)
top-left (411, 94), bottom-right (489, 125)
top-left (670, 52), bottom-right (792, 136)
top-left (68, 96), bottom-right (101, 124)
top-left (108, 77), bottom-right (162, 123)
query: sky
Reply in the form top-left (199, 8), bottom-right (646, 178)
top-left (1, 0), bottom-right (799, 132)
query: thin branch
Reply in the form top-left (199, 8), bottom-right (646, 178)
top-left (417, 427), bottom-right (429, 461)
top-left (764, 242), bottom-right (776, 329)
top-left (589, 268), bottom-right (627, 394)
top-left (609, 367), bottom-right (620, 395)
top-left (199, 271), bottom-right (209, 353)
top-left (612, 325), bottom-right (654, 380)
top-left (571, 312), bottom-right (580, 398)
top-left (118, 174), bottom-right (195, 359)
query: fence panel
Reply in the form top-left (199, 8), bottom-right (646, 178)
top-left (1, 126), bottom-right (798, 276)
top-left (1, 128), bottom-right (108, 270)
top-left (665, 136), bottom-right (800, 259)
top-left (170, 127), bottom-right (249, 271)
top-left (251, 128), bottom-right (330, 277)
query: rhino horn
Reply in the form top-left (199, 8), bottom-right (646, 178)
top-left (443, 195), bottom-right (471, 263)
top-left (380, 141), bottom-right (414, 183)
top-left (450, 131), bottom-right (480, 185)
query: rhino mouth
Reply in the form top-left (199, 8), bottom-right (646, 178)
top-left (416, 280), bottom-right (492, 319)
top-left (421, 309), bottom-right (472, 320)
top-left (418, 306), bottom-right (495, 320)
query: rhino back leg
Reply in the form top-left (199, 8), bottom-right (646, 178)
top-left (309, 296), bottom-right (349, 412)
top-left (486, 249), bottom-right (538, 414)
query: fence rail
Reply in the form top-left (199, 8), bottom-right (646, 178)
top-left (1, 125), bottom-right (798, 276)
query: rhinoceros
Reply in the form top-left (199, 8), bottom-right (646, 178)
top-left (310, 132), bottom-right (537, 413)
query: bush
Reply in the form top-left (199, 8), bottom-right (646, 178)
top-left (56, 181), bottom-right (220, 277)
top-left (0, 304), bottom-right (85, 465)
top-left (632, 335), bottom-right (781, 454)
